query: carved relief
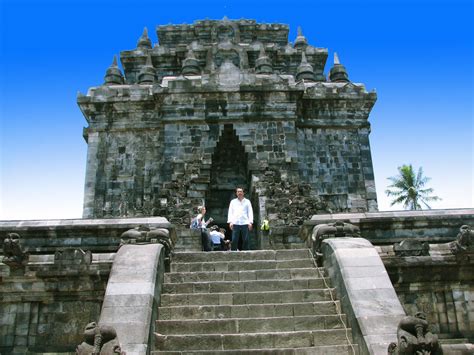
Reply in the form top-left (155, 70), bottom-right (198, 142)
top-left (54, 248), bottom-right (92, 265)
top-left (310, 221), bottom-right (360, 253)
top-left (76, 322), bottom-right (124, 355)
top-left (120, 225), bottom-right (173, 257)
top-left (388, 312), bottom-right (442, 355)
top-left (394, 239), bottom-right (430, 257)
top-left (2, 232), bottom-right (29, 268)
top-left (120, 225), bottom-right (169, 245)
top-left (120, 225), bottom-right (174, 267)
top-left (449, 225), bottom-right (473, 261)
top-left (214, 49), bottom-right (241, 68)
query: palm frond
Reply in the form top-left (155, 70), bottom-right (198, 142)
top-left (385, 164), bottom-right (440, 210)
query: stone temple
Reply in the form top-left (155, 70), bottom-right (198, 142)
top-left (78, 18), bottom-right (377, 246)
top-left (1, 18), bottom-right (473, 355)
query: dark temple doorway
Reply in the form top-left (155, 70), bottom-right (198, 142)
top-left (207, 124), bottom-right (249, 236)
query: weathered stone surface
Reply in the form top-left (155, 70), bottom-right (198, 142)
top-left (54, 248), bottom-right (92, 265)
top-left (449, 224), bottom-right (474, 261)
top-left (380, 234), bottom-right (474, 346)
top-left (78, 19), bottom-right (378, 250)
top-left (302, 209), bottom-right (474, 244)
top-left (321, 237), bottom-right (405, 355)
top-left (2, 233), bottom-right (29, 268)
top-left (307, 221), bottom-right (360, 256)
top-left (100, 243), bottom-right (166, 355)
top-left (388, 312), bottom-right (442, 355)
top-left (0, 217), bottom-right (175, 253)
top-left (76, 322), bottom-right (124, 354)
top-left (155, 249), bottom-right (356, 352)
top-left (393, 239), bottom-right (430, 256)
top-left (0, 217), bottom-right (174, 354)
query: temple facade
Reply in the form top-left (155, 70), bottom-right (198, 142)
top-left (78, 18), bottom-right (378, 233)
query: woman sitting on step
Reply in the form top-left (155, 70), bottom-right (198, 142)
top-left (190, 206), bottom-right (213, 252)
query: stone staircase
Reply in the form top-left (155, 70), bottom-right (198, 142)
top-left (153, 249), bottom-right (357, 354)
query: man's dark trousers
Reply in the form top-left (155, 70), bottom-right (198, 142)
top-left (231, 224), bottom-right (249, 251)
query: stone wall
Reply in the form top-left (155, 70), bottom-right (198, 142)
top-left (0, 217), bottom-right (174, 354)
top-left (380, 243), bottom-right (474, 342)
top-left (0, 217), bottom-right (173, 253)
top-left (301, 209), bottom-right (474, 245)
top-left (0, 252), bottom-right (112, 353)
top-left (296, 127), bottom-right (376, 212)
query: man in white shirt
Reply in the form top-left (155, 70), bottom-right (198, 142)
top-left (227, 187), bottom-right (253, 251)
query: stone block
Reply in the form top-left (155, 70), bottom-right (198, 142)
top-left (156, 334), bottom-right (209, 351)
top-left (106, 320), bottom-right (149, 346)
top-left (218, 293), bottom-right (233, 305)
top-left (294, 315), bottom-right (324, 331)
top-left (345, 276), bottom-right (395, 290)
top-left (101, 293), bottom-right (153, 308)
top-left (230, 305), bottom-right (249, 318)
top-left (274, 303), bottom-right (295, 317)
top-left (225, 333), bottom-right (273, 350)
top-left (238, 271), bottom-right (257, 281)
top-left (348, 288), bottom-right (405, 318)
top-left (121, 343), bottom-right (148, 355)
top-left (363, 334), bottom-right (398, 354)
top-left (100, 305), bottom-right (153, 325)
top-left (335, 254), bottom-right (384, 268)
top-left (356, 314), bottom-right (404, 336)
top-left (340, 265), bottom-right (389, 279)
top-left (105, 282), bottom-right (154, 296)
top-left (313, 329), bottom-right (348, 345)
top-left (232, 293), bottom-right (246, 305)
top-left (292, 302), bottom-right (315, 316)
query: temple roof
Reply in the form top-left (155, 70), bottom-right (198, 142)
top-left (118, 18), bottom-right (329, 85)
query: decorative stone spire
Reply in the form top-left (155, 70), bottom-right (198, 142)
top-left (137, 27), bottom-right (152, 50)
top-left (329, 52), bottom-right (350, 82)
top-left (137, 54), bottom-right (156, 84)
top-left (104, 55), bottom-right (124, 85)
top-left (296, 51), bottom-right (315, 82)
top-left (181, 49), bottom-right (201, 75)
top-left (294, 26), bottom-right (308, 50)
top-left (255, 46), bottom-right (272, 74)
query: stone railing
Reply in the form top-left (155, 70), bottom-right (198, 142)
top-left (0, 217), bottom-right (176, 354)
top-left (301, 209), bottom-right (474, 245)
top-left (0, 217), bottom-right (176, 253)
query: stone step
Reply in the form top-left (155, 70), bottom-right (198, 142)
top-left (160, 288), bottom-right (335, 307)
top-left (158, 301), bottom-right (341, 320)
top-left (156, 315), bottom-right (347, 335)
top-left (170, 258), bottom-right (314, 272)
top-left (174, 243), bottom-right (201, 253)
top-left (164, 267), bottom-right (322, 283)
top-left (154, 329), bottom-right (351, 351)
top-left (162, 278), bottom-right (326, 294)
top-left (152, 344), bottom-right (358, 354)
top-left (171, 249), bottom-right (311, 263)
top-left (271, 242), bottom-right (307, 250)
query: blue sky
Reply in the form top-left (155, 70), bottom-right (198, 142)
top-left (1, 0), bottom-right (473, 220)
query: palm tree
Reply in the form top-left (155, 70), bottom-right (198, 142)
top-left (385, 164), bottom-right (441, 210)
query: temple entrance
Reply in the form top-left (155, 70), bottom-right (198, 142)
top-left (207, 124), bottom-right (249, 233)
